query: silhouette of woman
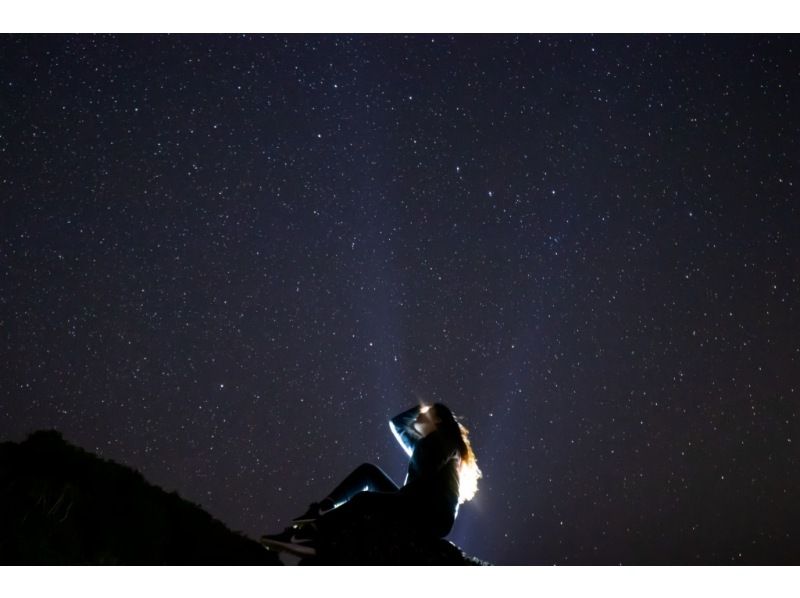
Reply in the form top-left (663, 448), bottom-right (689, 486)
top-left (261, 403), bottom-right (481, 557)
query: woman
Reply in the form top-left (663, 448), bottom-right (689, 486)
top-left (261, 403), bottom-right (481, 557)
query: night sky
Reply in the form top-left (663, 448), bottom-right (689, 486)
top-left (2, 34), bottom-right (798, 565)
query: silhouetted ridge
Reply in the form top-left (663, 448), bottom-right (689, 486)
top-left (0, 430), bottom-right (279, 564)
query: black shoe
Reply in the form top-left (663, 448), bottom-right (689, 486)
top-left (260, 525), bottom-right (318, 557)
top-left (291, 500), bottom-right (335, 525)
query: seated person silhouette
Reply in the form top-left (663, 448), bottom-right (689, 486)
top-left (261, 403), bottom-right (481, 558)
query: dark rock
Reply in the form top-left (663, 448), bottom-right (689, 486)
top-left (0, 430), bottom-right (279, 565)
top-left (295, 498), bottom-right (488, 565)
top-left (303, 528), bottom-right (488, 565)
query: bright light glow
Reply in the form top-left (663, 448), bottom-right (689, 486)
top-left (458, 458), bottom-right (481, 504)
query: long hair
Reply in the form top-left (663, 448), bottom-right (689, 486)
top-left (432, 403), bottom-right (482, 504)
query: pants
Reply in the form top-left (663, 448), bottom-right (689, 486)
top-left (319, 463), bottom-right (455, 539)
top-left (326, 463), bottom-right (399, 505)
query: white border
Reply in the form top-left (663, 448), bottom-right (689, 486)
top-left (2, 566), bottom-right (800, 598)
top-left (2, 1), bottom-right (800, 33)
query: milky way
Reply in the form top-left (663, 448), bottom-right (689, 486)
top-left (2, 34), bottom-right (798, 564)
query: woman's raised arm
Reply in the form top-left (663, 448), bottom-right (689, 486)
top-left (388, 405), bottom-right (423, 456)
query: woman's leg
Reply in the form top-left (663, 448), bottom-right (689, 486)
top-left (314, 488), bottom-right (401, 540)
top-left (292, 463), bottom-right (398, 525)
top-left (324, 463), bottom-right (399, 506)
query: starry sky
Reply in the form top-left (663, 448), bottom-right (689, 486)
top-left (1, 34), bottom-right (798, 565)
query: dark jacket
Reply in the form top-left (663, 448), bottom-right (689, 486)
top-left (389, 406), bottom-right (460, 533)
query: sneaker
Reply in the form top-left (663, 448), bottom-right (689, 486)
top-left (260, 525), bottom-right (318, 557)
top-left (291, 500), bottom-right (335, 525)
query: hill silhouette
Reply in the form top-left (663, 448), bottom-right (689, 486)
top-left (0, 430), bottom-right (279, 564)
top-left (1, 430), bottom-right (486, 565)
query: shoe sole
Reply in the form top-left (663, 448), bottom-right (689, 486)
top-left (260, 537), bottom-right (317, 557)
top-left (291, 509), bottom-right (333, 525)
